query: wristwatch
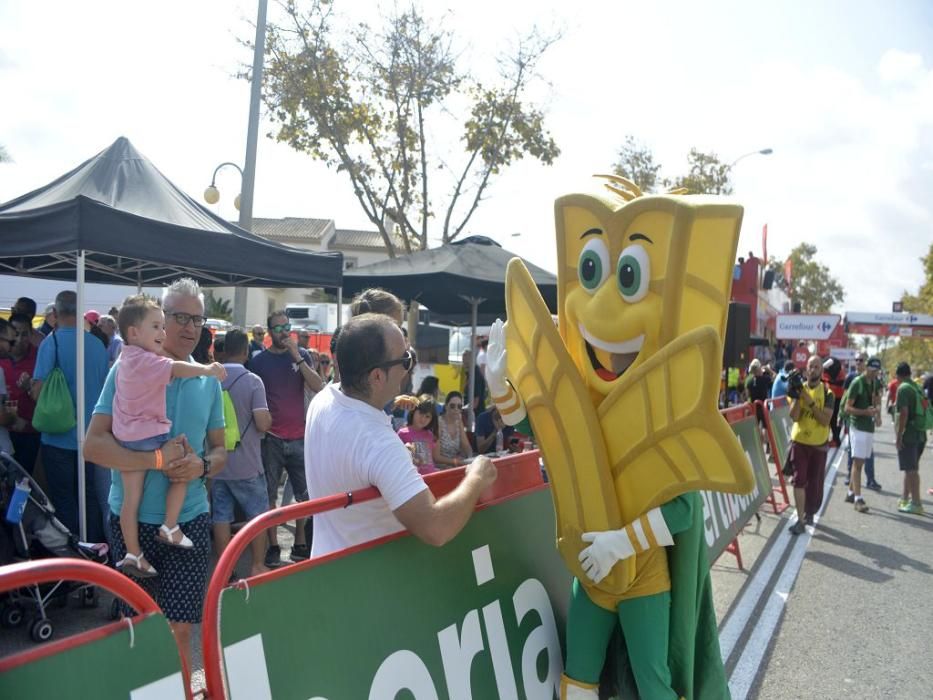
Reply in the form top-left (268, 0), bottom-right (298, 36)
top-left (201, 456), bottom-right (212, 479)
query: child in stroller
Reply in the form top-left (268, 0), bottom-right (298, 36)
top-left (0, 451), bottom-right (108, 643)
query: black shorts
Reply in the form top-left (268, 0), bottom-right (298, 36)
top-left (110, 512), bottom-right (211, 623)
top-left (897, 442), bottom-right (925, 472)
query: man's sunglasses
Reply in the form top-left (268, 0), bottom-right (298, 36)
top-left (370, 348), bottom-right (415, 373)
top-left (167, 312), bottom-right (206, 328)
top-left (270, 323), bottom-right (292, 333)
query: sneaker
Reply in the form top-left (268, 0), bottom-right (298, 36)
top-left (788, 520), bottom-right (806, 535)
top-left (854, 499), bottom-right (869, 513)
top-left (897, 498), bottom-right (909, 510)
top-left (264, 545), bottom-right (284, 569)
top-left (804, 514), bottom-right (814, 526)
top-left (866, 481), bottom-right (882, 491)
top-left (844, 492), bottom-right (854, 503)
top-left (904, 501), bottom-right (925, 515)
top-left (289, 543), bottom-right (310, 562)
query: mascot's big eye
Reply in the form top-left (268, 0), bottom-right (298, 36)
top-left (616, 244), bottom-right (650, 302)
top-left (578, 239), bottom-right (610, 293)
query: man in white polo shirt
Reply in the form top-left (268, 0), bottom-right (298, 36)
top-left (305, 313), bottom-right (497, 556)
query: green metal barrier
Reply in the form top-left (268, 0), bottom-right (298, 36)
top-left (0, 559), bottom-right (188, 700)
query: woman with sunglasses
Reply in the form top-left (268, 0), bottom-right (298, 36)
top-left (435, 391), bottom-right (473, 468)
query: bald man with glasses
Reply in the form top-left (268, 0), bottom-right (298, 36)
top-left (305, 313), bottom-right (497, 557)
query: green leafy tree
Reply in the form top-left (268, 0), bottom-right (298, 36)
top-left (257, 0), bottom-right (560, 256)
top-left (204, 290), bottom-right (233, 321)
top-left (610, 138), bottom-right (732, 194)
top-left (612, 135), bottom-right (661, 192)
top-left (766, 243), bottom-right (845, 312)
top-left (886, 242), bottom-right (933, 372)
top-left (664, 147), bottom-right (733, 195)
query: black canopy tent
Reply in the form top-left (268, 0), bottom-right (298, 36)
top-left (0, 137), bottom-right (343, 539)
top-left (343, 235), bottom-right (557, 416)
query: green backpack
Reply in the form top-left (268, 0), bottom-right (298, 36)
top-left (222, 372), bottom-right (253, 451)
top-left (32, 333), bottom-right (77, 434)
top-left (903, 381), bottom-right (933, 432)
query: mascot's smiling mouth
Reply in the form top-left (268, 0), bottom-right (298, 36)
top-left (578, 324), bottom-right (644, 382)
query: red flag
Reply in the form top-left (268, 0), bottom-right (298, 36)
top-left (784, 257), bottom-right (793, 292)
top-left (762, 224), bottom-right (768, 265)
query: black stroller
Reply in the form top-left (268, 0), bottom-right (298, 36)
top-left (0, 451), bottom-right (109, 643)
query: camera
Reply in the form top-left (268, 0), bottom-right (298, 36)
top-left (786, 369), bottom-right (805, 399)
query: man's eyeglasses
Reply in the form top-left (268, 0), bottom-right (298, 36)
top-left (167, 312), bottom-right (206, 328)
top-left (270, 323), bottom-right (292, 333)
top-left (370, 349), bottom-right (415, 374)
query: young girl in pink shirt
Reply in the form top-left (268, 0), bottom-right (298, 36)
top-left (397, 394), bottom-right (439, 476)
top-left (113, 295), bottom-right (226, 577)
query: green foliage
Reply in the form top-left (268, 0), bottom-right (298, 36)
top-left (766, 243), bottom-right (845, 313)
top-left (612, 135), bottom-right (661, 192)
top-left (664, 148), bottom-right (733, 195)
top-left (886, 243), bottom-right (933, 373)
top-left (204, 290), bottom-right (233, 321)
top-left (610, 137), bottom-right (732, 194)
top-left (257, 1), bottom-right (560, 255)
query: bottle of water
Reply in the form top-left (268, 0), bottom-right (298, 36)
top-left (5, 479), bottom-right (30, 524)
top-left (495, 429), bottom-right (504, 453)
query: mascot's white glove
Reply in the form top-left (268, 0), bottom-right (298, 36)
top-left (579, 507), bottom-right (674, 584)
top-left (487, 319), bottom-right (526, 425)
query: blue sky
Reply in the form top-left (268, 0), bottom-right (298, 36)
top-left (1, 1), bottom-right (931, 313)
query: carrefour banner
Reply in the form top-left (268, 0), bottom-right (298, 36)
top-left (701, 417), bottom-right (771, 561)
top-left (218, 488), bottom-right (571, 700)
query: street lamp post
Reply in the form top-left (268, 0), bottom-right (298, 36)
top-left (730, 148), bottom-right (773, 169)
top-left (202, 0), bottom-right (268, 326)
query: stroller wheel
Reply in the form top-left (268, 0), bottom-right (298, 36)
top-left (1, 603), bottom-right (25, 628)
top-left (30, 618), bottom-right (54, 643)
top-left (80, 587), bottom-right (99, 608)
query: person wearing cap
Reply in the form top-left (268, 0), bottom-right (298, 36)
top-left (84, 309), bottom-right (101, 329)
top-left (844, 357), bottom-right (883, 513)
top-left (894, 362), bottom-right (926, 514)
top-left (842, 353), bottom-right (880, 490)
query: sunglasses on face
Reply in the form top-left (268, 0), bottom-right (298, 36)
top-left (320, 359), bottom-right (330, 365)
top-left (167, 312), bottom-right (206, 328)
top-left (370, 348), bottom-right (415, 374)
top-left (270, 323), bottom-right (292, 333)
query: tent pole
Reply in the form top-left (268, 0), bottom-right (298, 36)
top-left (467, 297), bottom-right (480, 431)
top-left (336, 287), bottom-right (343, 329)
top-left (76, 250), bottom-right (87, 541)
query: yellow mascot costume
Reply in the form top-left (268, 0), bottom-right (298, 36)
top-left (486, 175), bottom-right (755, 699)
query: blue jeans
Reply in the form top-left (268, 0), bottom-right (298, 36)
top-left (41, 444), bottom-right (105, 543)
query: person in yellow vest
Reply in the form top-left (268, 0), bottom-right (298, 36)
top-left (787, 355), bottom-right (835, 534)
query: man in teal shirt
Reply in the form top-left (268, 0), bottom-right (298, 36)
top-left (85, 278), bottom-right (226, 683)
top-left (894, 362), bottom-right (927, 514)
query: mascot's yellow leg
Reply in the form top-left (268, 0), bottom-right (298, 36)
top-left (560, 674), bottom-right (599, 700)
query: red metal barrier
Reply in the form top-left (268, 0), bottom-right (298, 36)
top-left (201, 451), bottom-right (544, 699)
top-left (0, 558), bottom-right (169, 674)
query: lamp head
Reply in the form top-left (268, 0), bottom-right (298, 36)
top-left (204, 185), bottom-right (220, 205)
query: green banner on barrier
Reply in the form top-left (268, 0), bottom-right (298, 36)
top-left (701, 417), bottom-right (772, 561)
top-left (0, 614), bottom-right (186, 700)
top-left (219, 488), bottom-right (571, 700)
top-left (769, 402), bottom-right (793, 467)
